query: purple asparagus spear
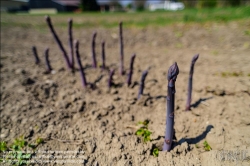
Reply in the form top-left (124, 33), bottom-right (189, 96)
top-left (119, 21), bottom-right (125, 75)
top-left (186, 54), bottom-right (199, 111)
top-left (137, 70), bottom-right (148, 99)
top-left (68, 18), bottom-right (74, 69)
top-left (163, 62), bottom-right (179, 151)
top-left (108, 69), bottom-right (115, 88)
top-left (32, 46), bottom-right (40, 64)
top-left (45, 16), bottom-right (71, 69)
top-left (101, 40), bottom-right (106, 70)
top-left (92, 31), bottom-right (97, 68)
top-left (75, 40), bottom-right (87, 88)
top-left (44, 48), bottom-right (52, 72)
top-left (127, 54), bottom-right (136, 86)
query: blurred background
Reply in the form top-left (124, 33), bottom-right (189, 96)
top-left (1, 0), bottom-right (250, 13)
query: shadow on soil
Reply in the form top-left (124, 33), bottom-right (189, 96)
top-left (178, 125), bottom-right (214, 144)
top-left (191, 96), bottom-right (213, 108)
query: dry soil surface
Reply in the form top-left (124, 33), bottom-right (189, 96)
top-left (1, 17), bottom-right (250, 166)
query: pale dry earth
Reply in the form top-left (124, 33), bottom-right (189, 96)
top-left (1, 16), bottom-right (250, 166)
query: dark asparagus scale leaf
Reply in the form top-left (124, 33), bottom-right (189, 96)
top-left (101, 40), bottom-right (106, 70)
top-left (163, 62), bottom-right (179, 152)
top-left (119, 21), bottom-right (125, 75)
top-left (44, 48), bottom-right (52, 72)
top-left (127, 54), bottom-right (136, 86)
top-left (186, 54), bottom-right (199, 111)
top-left (137, 70), bottom-right (148, 99)
top-left (75, 40), bottom-right (87, 88)
top-left (45, 16), bottom-right (71, 69)
top-left (32, 46), bottom-right (40, 64)
top-left (92, 31), bottom-right (97, 68)
top-left (108, 69), bottom-right (115, 88)
top-left (68, 18), bottom-right (74, 70)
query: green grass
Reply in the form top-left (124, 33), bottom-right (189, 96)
top-left (203, 140), bottom-right (212, 151)
top-left (152, 148), bottom-right (159, 157)
top-left (0, 136), bottom-right (44, 165)
top-left (1, 6), bottom-right (250, 29)
top-left (135, 120), bottom-right (152, 143)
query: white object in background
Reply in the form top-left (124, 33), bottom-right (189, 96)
top-left (149, 1), bottom-right (184, 11)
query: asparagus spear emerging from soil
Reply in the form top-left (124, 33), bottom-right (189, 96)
top-left (186, 54), bottom-right (199, 111)
top-left (45, 16), bottom-right (71, 69)
top-left (137, 70), bottom-right (148, 99)
top-left (32, 46), bottom-right (40, 64)
top-left (119, 22), bottom-right (125, 75)
top-left (75, 40), bottom-right (87, 88)
top-left (101, 41), bottom-right (106, 70)
top-left (68, 18), bottom-right (74, 69)
top-left (108, 69), bottom-right (115, 88)
top-left (92, 31), bottom-right (97, 68)
top-left (44, 48), bottom-right (52, 72)
top-left (163, 62), bottom-right (179, 151)
top-left (127, 54), bottom-right (136, 86)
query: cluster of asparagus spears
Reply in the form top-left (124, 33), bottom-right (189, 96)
top-left (33, 16), bottom-right (142, 89)
top-left (32, 16), bottom-right (199, 152)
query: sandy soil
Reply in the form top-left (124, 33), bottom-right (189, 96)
top-left (1, 17), bottom-right (250, 166)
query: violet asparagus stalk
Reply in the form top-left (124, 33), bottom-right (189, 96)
top-left (127, 54), bottom-right (136, 86)
top-left (101, 40), bottom-right (106, 70)
top-left (163, 62), bottom-right (179, 152)
top-left (91, 31), bottom-right (97, 68)
top-left (68, 18), bottom-right (74, 69)
top-left (119, 21), bottom-right (124, 75)
top-left (137, 70), bottom-right (148, 99)
top-left (32, 46), bottom-right (40, 64)
top-left (108, 69), bottom-right (115, 88)
top-left (44, 48), bottom-right (52, 72)
top-left (45, 16), bottom-right (71, 69)
top-left (186, 54), bottom-right (199, 111)
top-left (75, 40), bottom-right (87, 88)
